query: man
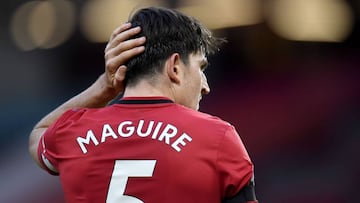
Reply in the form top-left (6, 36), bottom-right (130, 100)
top-left (29, 7), bottom-right (258, 203)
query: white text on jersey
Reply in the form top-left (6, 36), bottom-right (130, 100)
top-left (76, 120), bottom-right (192, 154)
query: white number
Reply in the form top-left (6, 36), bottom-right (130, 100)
top-left (106, 160), bottom-right (156, 203)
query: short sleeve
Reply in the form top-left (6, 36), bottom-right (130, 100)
top-left (37, 109), bottom-right (81, 175)
top-left (217, 124), bottom-right (254, 198)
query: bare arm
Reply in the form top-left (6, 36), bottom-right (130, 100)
top-left (29, 23), bottom-right (146, 168)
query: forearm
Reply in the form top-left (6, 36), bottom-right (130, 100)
top-left (29, 73), bottom-right (118, 166)
top-left (35, 73), bottom-right (116, 128)
top-left (32, 74), bottom-right (115, 130)
top-left (29, 22), bottom-right (145, 169)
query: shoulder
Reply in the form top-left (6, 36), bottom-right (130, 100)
top-left (59, 106), bottom-right (111, 120)
top-left (49, 107), bottom-right (101, 131)
top-left (57, 108), bottom-right (88, 123)
top-left (174, 104), bottom-right (234, 130)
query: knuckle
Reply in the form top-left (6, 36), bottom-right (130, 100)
top-left (104, 51), bottom-right (112, 60)
top-left (104, 46), bottom-right (110, 53)
top-left (106, 59), bottom-right (116, 69)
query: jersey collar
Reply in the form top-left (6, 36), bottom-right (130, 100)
top-left (117, 96), bottom-right (174, 104)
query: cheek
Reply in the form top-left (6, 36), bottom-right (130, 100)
top-left (199, 72), bottom-right (206, 89)
top-left (187, 69), bottom-right (201, 87)
top-left (195, 69), bottom-right (202, 83)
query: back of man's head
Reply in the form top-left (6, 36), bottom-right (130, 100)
top-left (125, 7), bottom-right (223, 87)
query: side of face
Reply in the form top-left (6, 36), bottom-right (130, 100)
top-left (176, 51), bottom-right (210, 110)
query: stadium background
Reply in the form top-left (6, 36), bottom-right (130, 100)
top-left (0, 0), bottom-right (359, 202)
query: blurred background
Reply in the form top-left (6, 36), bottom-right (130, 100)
top-left (0, 0), bottom-right (359, 202)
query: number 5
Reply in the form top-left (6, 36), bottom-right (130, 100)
top-left (106, 160), bottom-right (157, 203)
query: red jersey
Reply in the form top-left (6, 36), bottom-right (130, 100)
top-left (38, 97), bottom-right (254, 203)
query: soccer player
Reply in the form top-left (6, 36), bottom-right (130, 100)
top-left (29, 7), bottom-right (258, 203)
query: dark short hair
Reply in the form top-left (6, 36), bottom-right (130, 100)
top-left (125, 7), bottom-right (224, 86)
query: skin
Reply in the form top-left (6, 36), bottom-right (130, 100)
top-left (123, 51), bottom-right (210, 110)
top-left (30, 23), bottom-right (211, 170)
top-left (173, 52), bottom-right (210, 110)
top-left (29, 23), bottom-right (146, 169)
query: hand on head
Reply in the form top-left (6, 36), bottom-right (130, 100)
top-left (104, 22), bottom-right (146, 94)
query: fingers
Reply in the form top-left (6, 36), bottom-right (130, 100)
top-left (105, 24), bottom-right (142, 52)
top-left (113, 65), bottom-right (127, 89)
top-left (105, 45), bottom-right (145, 75)
top-left (104, 23), bottom-right (145, 73)
top-left (106, 36), bottom-right (146, 61)
top-left (108, 22), bottom-right (132, 42)
top-left (104, 22), bottom-right (146, 91)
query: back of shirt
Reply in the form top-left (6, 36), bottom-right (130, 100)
top-left (38, 97), bottom-right (253, 203)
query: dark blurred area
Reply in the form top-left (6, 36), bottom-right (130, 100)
top-left (0, 0), bottom-right (359, 202)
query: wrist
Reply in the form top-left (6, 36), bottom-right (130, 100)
top-left (91, 74), bottom-right (120, 105)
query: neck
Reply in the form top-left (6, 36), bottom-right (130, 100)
top-left (123, 79), bottom-right (175, 101)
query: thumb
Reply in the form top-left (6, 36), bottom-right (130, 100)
top-left (113, 65), bottom-right (127, 90)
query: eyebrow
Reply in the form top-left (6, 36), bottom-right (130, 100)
top-left (200, 59), bottom-right (209, 70)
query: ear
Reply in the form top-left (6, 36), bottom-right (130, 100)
top-left (165, 53), bottom-right (182, 84)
